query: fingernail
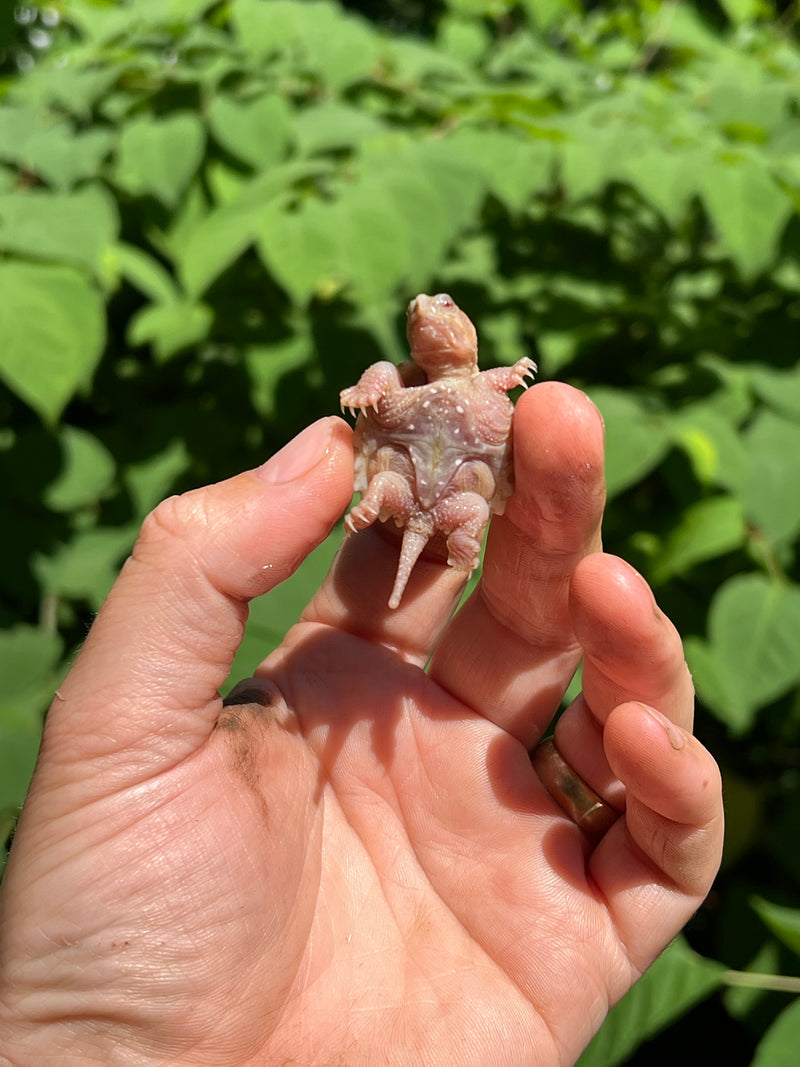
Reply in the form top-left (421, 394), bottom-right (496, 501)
top-left (256, 418), bottom-right (334, 484)
top-left (637, 702), bottom-right (686, 751)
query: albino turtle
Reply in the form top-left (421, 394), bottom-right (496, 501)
top-left (340, 293), bottom-right (535, 608)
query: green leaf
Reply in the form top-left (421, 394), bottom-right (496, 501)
top-left (751, 898), bottom-right (800, 959)
top-left (717, 0), bottom-right (760, 25)
top-left (751, 364), bottom-right (800, 421)
top-left (654, 3), bottom-right (726, 54)
top-left (0, 726), bottom-right (42, 811)
top-left (449, 127), bottom-right (553, 213)
top-left (44, 427), bottom-right (116, 512)
top-left (9, 62), bottom-right (121, 119)
top-left (65, 0), bottom-right (219, 43)
top-left (27, 126), bottom-right (114, 190)
top-left (742, 411), bottom-right (800, 544)
top-left (686, 574), bottom-right (800, 733)
top-left (33, 525), bottom-right (137, 609)
top-left (698, 156), bottom-right (793, 280)
top-left (245, 337), bottom-right (312, 420)
top-left (257, 197), bottom-right (344, 304)
top-left (417, 137), bottom-right (487, 231)
top-left (671, 406), bottom-right (750, 491)
top-left (0, 261), bottom-right (105, 423)
top-left (127, 301), bottom-right (213, 361)
top-left (229, 0), bottom-right (378, 89)
top-left (577, 938), bottom-right (724, 1067)
top-left (0, 184), bottom-right (119, 276)
top-left (0, 114), bottom-right (114, 189)
top-left (558, 110), bottom-right (648, 204)
top-left (208, 93), bottom-right (292, 170)
top-left (707, 62), bottom-right (788, 138)
top-left (293, 102), bottom-right (385, 155)
top-left (0, 643), bottom-right (57, 810)
top-left (177, 162), bottom-right (329, 297)
top-left (650, 495), bottom-right (746, 584)
top-left (114, 242), bottom-right (181, 304)
top-left (336, 179), bottom-right (413, 300)
top-left (123, 439), bottom-right (191, 518)
top-left (0, 626), bottom-right (63, 730)
top-left (521, 0), bottom-right (577, 30)
top-left (115, 113), bottom-right (205, 206)
top-left (177, 199), bottom-right (256, 298)
top-left (585, 389), bottom-right (671, 498)
top-left (751, 997), bottom-right (800, 1067)
top-left (621, 146), bottom-right (697, 227)
top-left (359, 141), bottom-right (482, 286)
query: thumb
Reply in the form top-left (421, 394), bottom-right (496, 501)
top-left (44, 417), bottom-right (354, 774)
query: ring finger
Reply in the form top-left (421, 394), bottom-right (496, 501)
top-left (553, 553), bottom-right (695, 805)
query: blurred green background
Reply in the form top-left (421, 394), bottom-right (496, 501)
top-left (2, 0), bottom-right (800, 1062)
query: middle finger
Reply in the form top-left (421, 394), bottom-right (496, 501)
top-left (428, 383), bottom-right (606, 746)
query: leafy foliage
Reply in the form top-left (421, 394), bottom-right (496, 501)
top-left (2, 0), bottom-right (800, 1061)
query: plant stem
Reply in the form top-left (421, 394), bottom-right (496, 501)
top-left (722, 970), bottom-right (800, 994)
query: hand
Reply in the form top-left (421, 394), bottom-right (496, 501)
top-left (0, 384), bottom-right (723, 1067)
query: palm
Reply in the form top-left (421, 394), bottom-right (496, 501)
top-left (0, 386), bottom-right (722, 1067)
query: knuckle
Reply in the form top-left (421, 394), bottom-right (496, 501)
top-left (131, 490), bottom-right (207, 567)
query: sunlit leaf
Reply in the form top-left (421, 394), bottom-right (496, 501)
top-left (449, 127), bottom-right (553, 213)
top-left (698, 156), bottom-right (793, 280)
top-left (0, 116), bottom-right (114, 189)
top-left (208, 93), bottom-right (292, 170)
top-left (0, 184), bottom-right (118, 276)
top-left (115, 113), bottom-right (205, 206)
top-left (0, 626), bottom-right (63, 730)
top-left (671, 406), bottom-right (750, 491)
top-left (123, 439), bottom-right (191, 518)
top-left (0, 261), bottom-right (105, 423)
top-left (229, 0), bottom-right (378, 88)
top-left (686, 574), bottom-right (800, 733)
top-left (127, 301), bottom-right (213, 361)
top-left (256, 198), bottom-right (344, 304)
top-left (293, 102), bottom-right (385, 155)
top-left (114, 242), bottom-right (181, 304)
top-left (742, 411), bottom-right (800, 544)
top-left (178, 161), bottom-right (330, 297)
top-left (585, 388), bottom-right (671, 498)
top-left (752, 898), bottom-right (800, 959)
top-left (44, 427), bottom-right (116, 512)
top-left (33, 525), bottom-right (137, 609)
top-left (717, 0), bottom-right (760, 25)
top-left (651, 495), bottom-right (746, 584)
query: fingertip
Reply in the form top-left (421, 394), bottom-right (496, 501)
top-left (501, 383), bottom-right (605, 556)
top-left (512, 382), bottom-right (606, 489)
top-left (257, 416), bottom-right (353, 486)
top-left (604, 701), bottom-right (722, 827)
top-left (569, 554), bottom-right (655, 618)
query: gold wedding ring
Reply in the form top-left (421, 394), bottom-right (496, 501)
top-left (532, 739), bottom-right (619, 844)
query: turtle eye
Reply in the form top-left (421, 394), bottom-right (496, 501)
top-left (435, 293), bottom-right (454, 308)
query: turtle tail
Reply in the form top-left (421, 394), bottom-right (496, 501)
top-left (388, 528), bottom-right (429, 609)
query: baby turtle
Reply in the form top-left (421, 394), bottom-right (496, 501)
top-left (340, 293), bottom-right (535, 608)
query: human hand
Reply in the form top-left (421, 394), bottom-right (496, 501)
top-left (0, 384), bottom-right (723, 1067)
